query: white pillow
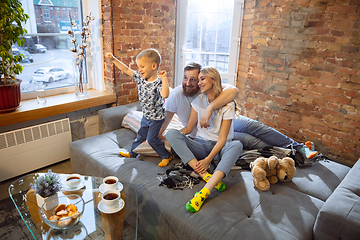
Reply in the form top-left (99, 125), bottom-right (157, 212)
top-left (121, 110), bottom-right (142, 132)
top-left (121, 111), bottom-right (184, 156)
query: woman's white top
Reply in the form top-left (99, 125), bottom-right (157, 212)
top-left (191, 93), bottom-right (235, 141)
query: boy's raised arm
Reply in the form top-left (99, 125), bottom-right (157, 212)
top-left (159, 70), bottom-right (170, 98)
top-left (106, 52), bottom-right (134, 77)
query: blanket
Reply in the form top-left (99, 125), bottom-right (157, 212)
top-left (157, 162), bottom-right (201, 190)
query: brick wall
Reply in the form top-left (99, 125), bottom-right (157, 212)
top-left (102, 0), bottom-right (176, 105)
top-left (100, 0), bottom-right (359, 165)
top-left (237, 0), bottom-right (360, 165)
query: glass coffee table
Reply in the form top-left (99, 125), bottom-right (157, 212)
top-left (9, 173), bottom-right (138, 239)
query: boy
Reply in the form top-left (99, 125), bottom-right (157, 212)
top-left (106, 49), bottom-right (173, 167)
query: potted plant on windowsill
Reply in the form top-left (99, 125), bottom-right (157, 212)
top-left (0, 0), bottom-right (29, 112)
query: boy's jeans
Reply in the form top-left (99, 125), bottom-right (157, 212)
top-left (166, 129), bottom-right (243, 176)
top-left (130, 116), bottom-right (170, 159)
top-left (233, 115), bottom-right (304, 151)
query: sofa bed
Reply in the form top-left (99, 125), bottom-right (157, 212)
top-left (70, 102), bottom-right (360, 240)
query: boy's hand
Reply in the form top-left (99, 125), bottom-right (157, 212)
top-left (105, 52), bottom-right (114, 59)
top-left (158, 70), bottom-right (167, 79)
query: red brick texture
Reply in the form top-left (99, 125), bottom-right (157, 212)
top-left (237, 0), bottom-right (360, 165)
top-left (102, 0), bottom-right (176, 105)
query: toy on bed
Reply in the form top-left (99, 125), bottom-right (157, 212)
top-left (250, 156), bottom-right (296, 191)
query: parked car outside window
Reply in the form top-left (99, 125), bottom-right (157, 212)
top-left (18, 50), bottom-right (33, 63)
top-left (33, 67), bottom-right (71, 83)
top-left (36, 44), bottom-right (47, 53)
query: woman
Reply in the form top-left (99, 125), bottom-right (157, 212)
top-left (166, 66), bottom-right (243, 213)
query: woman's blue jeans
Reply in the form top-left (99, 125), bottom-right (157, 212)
top-left (166, 129), bottom-right (243, 176)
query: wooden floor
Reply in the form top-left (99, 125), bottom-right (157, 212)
top-left (0, 159), bottom-right (72, 201)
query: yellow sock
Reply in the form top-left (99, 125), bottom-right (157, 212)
top-left (119, 151), bottom-right (132, 158)
top-left (202, 173), bottom-right (226, 192)
top-left (186, 187), bottom-right (210, 213)
top-left (158, 155), bottom-right (173, 167)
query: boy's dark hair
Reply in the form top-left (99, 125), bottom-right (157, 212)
top-left (136, 48), bottom-right (161, 69)
top-left (184, 62), bottom-right (202, 72)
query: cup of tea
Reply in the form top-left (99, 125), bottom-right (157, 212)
top-left (103, 176), bottom-right (118, 191)
top-left (66, 174), bottom-right (81, 188)
top-left (102, 190), bottom-right (121, 208)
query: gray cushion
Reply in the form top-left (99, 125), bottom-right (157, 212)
top-left (313, 159), bottom-right (360, 240)
top-left (231, 160), bottom-right (350, 202)
top-left (98, 102), bottom-right (141, 134)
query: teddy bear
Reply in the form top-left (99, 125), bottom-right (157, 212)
top-left (276, 156), bottom-right (297, 183)
top-left (250, 156), bottom-right (296, 191)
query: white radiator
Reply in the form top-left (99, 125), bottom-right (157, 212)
top-left (0, 118), bottom-right (72, 182)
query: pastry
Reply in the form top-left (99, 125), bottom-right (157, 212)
top-left (58, 217), bottom-right (72, 227)
top-left (49, 215), bottom-right (60, 221)
top-left (54, 203), bottom-right (66, 214)
top-left (66, 204), bottom-right (77, 213)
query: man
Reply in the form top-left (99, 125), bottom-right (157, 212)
top-left (159, 62), bottom-right (239, 138)
top-left (160, 62), bottom-right (317, 160)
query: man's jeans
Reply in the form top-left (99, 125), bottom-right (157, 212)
top-left (166, 129), bottom-right (243, 176)
top-left (130, 116), bottom-right (170, 159)
top-left (233, 115), bottom-right (303, 151)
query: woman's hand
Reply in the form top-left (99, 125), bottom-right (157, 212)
top-left (194, 158), bottom-right (211, 174)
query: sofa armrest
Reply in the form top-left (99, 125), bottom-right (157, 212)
top-left (98, 102), bottom-right (141, 134)
top-left (313, 159), bottom-right (360, 240)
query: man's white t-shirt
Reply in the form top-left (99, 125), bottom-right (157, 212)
top-left (191, 94), bottom-right (235, 141)
top-left (165, 85), bottom-right (199, 138)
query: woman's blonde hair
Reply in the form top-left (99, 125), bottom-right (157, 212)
top-left (200, 66), bottom-right (241, 116)
top-left (199, 66), bottom-right (222, 98)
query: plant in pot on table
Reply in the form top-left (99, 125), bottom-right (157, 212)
top-left (31, 170), bottom-right (62, 210)
top-left (0, 0), bottom-right (29, 112)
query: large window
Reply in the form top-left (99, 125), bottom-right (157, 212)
top-left (18, 0), bottom-right (103, 100)
top-left (175, 0), bottom-right (244, 86)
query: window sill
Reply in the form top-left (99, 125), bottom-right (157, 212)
top-left (0, 90), bottom-right (116, 128)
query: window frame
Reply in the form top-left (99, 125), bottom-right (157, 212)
top-left (20, 0), bottom-right (104, 100)
top-left (174, 0), bottom-right (244, 86)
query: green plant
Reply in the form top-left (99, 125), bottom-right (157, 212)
top-left (31, 170), bottom-right (62, 198)
top-left (0, 0), bottom-right (29, 85)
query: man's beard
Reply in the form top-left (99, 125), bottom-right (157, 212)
top-left (182, 84), bottom-right (199, 97)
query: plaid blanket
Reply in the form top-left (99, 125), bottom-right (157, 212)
top-left (157, 162), bottom-right (201, 190)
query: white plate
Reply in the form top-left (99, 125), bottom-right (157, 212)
top-left (62, 177), bottom-right (86, 192)
top-left (99, 182), bottom-right (123, 194)
top-left (98, 199), bottom-right (125, 214)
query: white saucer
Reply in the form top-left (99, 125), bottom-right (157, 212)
top-left (99, 182), bottom-right (123, 194)
top-left (62, 179), bottom-right (86, 192)
top-left (98, 199), bottom-right (125, 214)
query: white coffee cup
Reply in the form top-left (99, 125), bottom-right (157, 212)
top-left (66, 174), bottom-right (81, 188)
top-left (102, 190), bottom-right (121, 208)
top-left (103, 176), bottom-right (118, 191)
